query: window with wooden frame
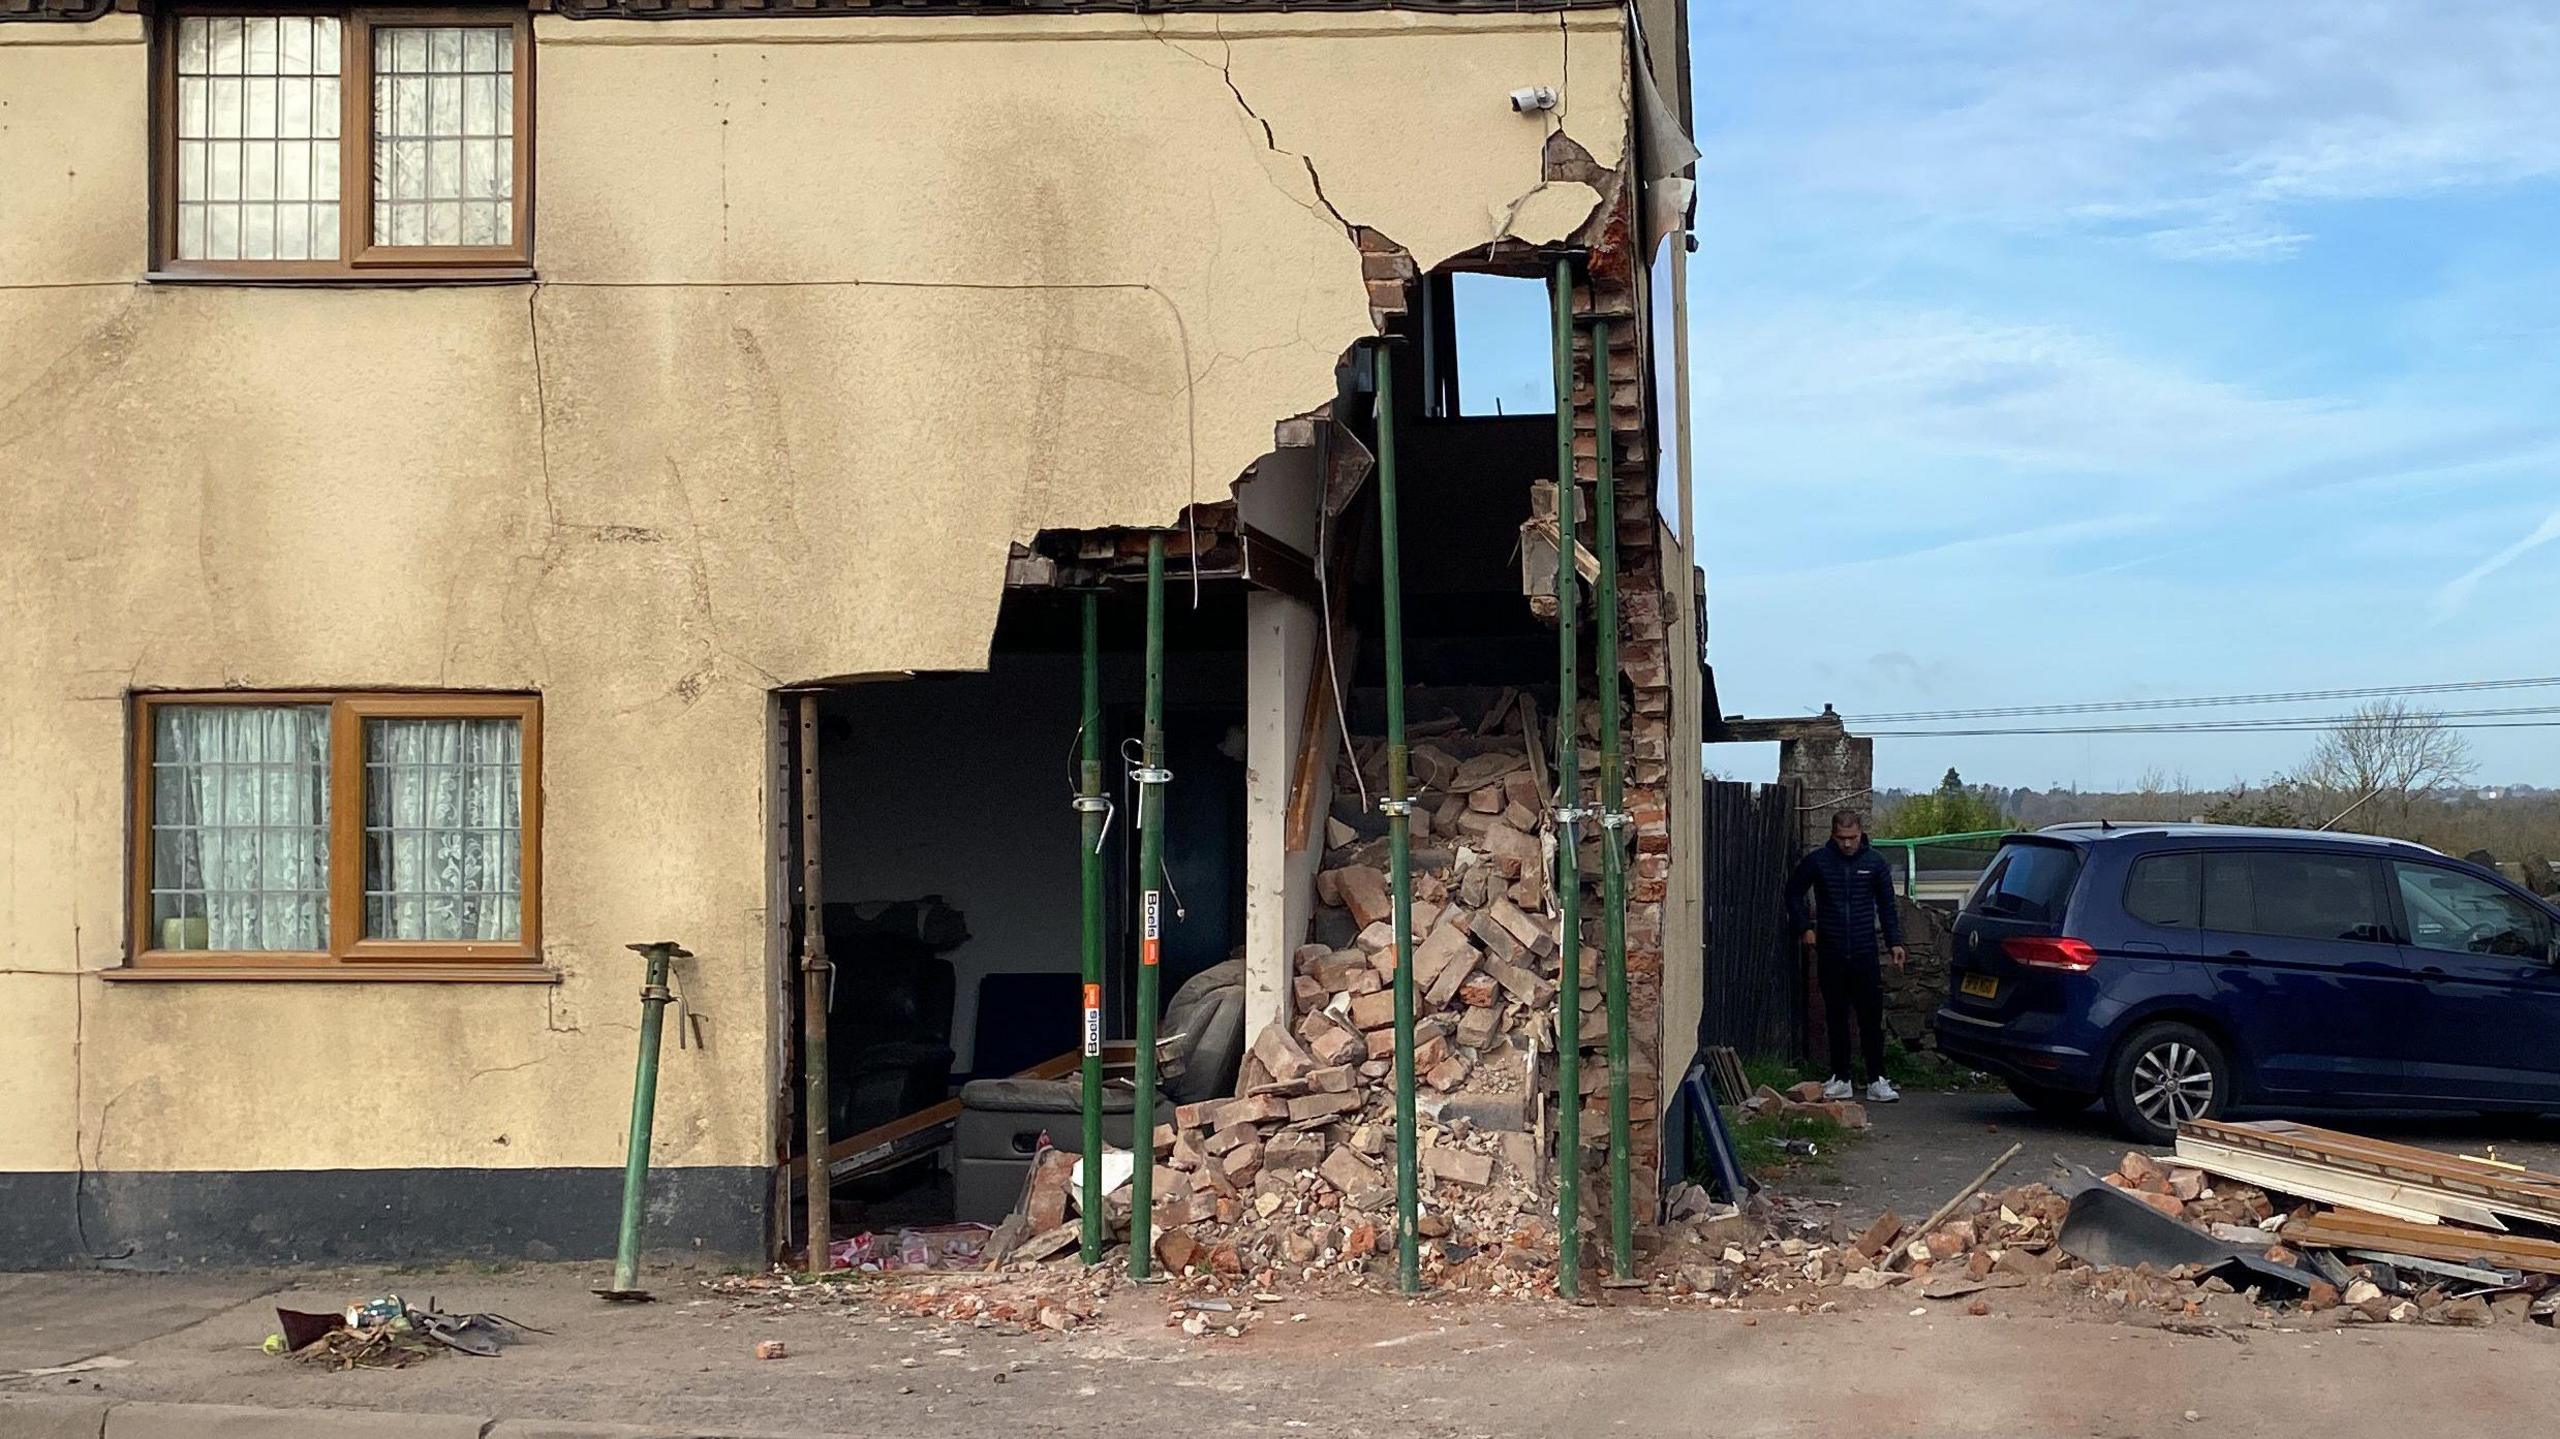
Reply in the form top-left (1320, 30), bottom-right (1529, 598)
top-left (154, 7), bottom-right (533, 279)
top-left (129, 693), bottom-right (542, 974)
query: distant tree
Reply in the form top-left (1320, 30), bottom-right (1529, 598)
top-left (1878, 767), bottom-right (2012, 838)
top-left (2287, 701), bottom-right (2474, 833)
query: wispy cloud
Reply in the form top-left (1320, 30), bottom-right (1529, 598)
top-left (1701, 1), bottom-right (2560, 262)
top-left (2434, 507), bottom-right (2560, 620)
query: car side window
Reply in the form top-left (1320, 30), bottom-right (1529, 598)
top-left (2202, 851), bottom-right (2392, 943)
top-left (2124, 852), bottom-right (2201, 928)
top-left (1970, 844), bottom-right (2081, 923)
top-left (2394, 863), bottom-right (2552, 959)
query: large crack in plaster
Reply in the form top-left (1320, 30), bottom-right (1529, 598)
top-left (1147, 19), bottom-right (1362, 246)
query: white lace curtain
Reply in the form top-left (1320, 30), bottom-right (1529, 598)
top-left (150, 705), bottom-right (523, 951)
top-left (151, 704), bottom-right (331, 950)
top-left (365, 716), bottom-right (521, 942)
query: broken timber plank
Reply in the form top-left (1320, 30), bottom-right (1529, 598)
top-left (2184, 1119), bottom-right (2560, 1227)
top-left (2173, 1135), bottom-right (2502, 1229)
top-left (2284, 1209), bottom-right (2560, 1277)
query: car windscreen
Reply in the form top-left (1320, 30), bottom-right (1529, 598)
top-left (1968, 842), bottom-right (2083, 924)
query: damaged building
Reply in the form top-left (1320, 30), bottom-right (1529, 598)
top-left (0, 0), bottom-right (1708, 1277)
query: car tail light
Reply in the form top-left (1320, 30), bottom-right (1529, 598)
top-left (2002, 936), bottom-right (2099, 971)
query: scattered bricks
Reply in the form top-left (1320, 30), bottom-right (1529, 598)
top-left (1356, 920), bottom-right (1398, 955)
top-left (2166, 1168), bottom-right (2207, 1202)
top-left (1315, 870), bottom-right (1342, 906)
top-left (1505, 800), bottom-right (1539, 831)
top-left (1321, 1147), bottom-right (1380, 1200)
top-left (1316, 951), bottom-right (1372, 992)
top-left (1424, 1146), bottom-right (1496, 1189)
top-left (1289, 1089), bottom-right (1366, 1123)
top-left (1424, 1054), bottom-right (1472, 1091)
top-left (1359, 1057), bottom-right (1392, 1080)
top-left (1992, 1245), bottom-right (2058, 1280)
top-left (1413, 1030), bottom-right (1451, 1071)
top-left (1454, 1003), bottom-right (1502, 1050)
top-left (1220, 1142), bottom-right (1265, 1183)
top-left (1295, 941), bottom-right (1333, 974)
top-left (1483, 958), bottom-right (1545, 1005)
top-left (1485, 896), bottom-right (1556, 958)
top-left (1502, 770), bottom-right (1541, 813)
top-left (1223, 1094), bottom-right (1293, 1126)
top-left (1251, 1022), bottom-right (1316, 1082)
top-left (1307, 1021), bottom-right (1366, 1068)
top-left (1306, 1064), bottom-right (1358, 1093)
top-left (757, 1339), bottom-right (788, 1360)
top-left (1344, 966), bottom-right (1385, 997)
top-left (1158, 1229), bottom-right (1202, 1274)
top-left (1459, 861), bottom-right (1505, 908)
top-left (1152, 1123), bottom-right (1176, 1155)
top-left (1786, 1081), bottom-right (1828, 1104)
top-left (2131, 1190), bottom-right (2186, 1220)
top-left (2302, 1279), bottom-right (2341, 1311)
top-left (1447, 753), bottom-right (1522, 792)
top-left (1350, 1123), bottom-right (1389, 1157)
top-left (1435, 794), bottom-right (1467, 834)
top-left (1414, 922), bottom-right (1480, 1002)
top-left (2118, 1152), bottom-right (2168, 1193)
top-left (1468, 785), bottom-right (1505, 814)
top-left (1205, 1125), bottom-right (1255, 1157)
top-left (1175, 1100), bottom-right (1222, 1131)
top-left (1026, 1150), bottom-right (1074, 1231)
top-left (1965, 1298), bottom-right (1991, 1318)
top-left (1332, 866), bottom-right (1392, 928)
top-left (1853, 1210), bottom-right (1904, 1257)
top-left (1266, 1131), bottom-right (1327, 1174)
top-left (1471, 911), bottom-right (1528, 966)
top-left (1292, 975), bottom-right (1327, 1013)
top-left (1349, 989), bottom-right (1398, 1031)
top-left (1344, 1222), bottom-right (1379, 1257)
top-left (1172, 1131), bottom-right (1210, 1171)
top-left (1498, 1131), bottom-right (1540, 1173)
top-left (1365, 1027), bottom-right (1397, 1060)
top-left (1456, 973), bottom-right (1501, 1007)
top-left (1479, 822), bottom-right (1542, 877)
top-left (1923, 1219), bottom-right (1978, 1258)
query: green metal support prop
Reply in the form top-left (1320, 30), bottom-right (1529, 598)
top-left (1373, 341), bottom-right (1421, 1295)
top-left (1129, 534), bottom-right (1169, 1280)
top-left (1549, 258), bottom-right (1585, 1299)
top-left (1591, 315), bottom-right (1634, 1283)
top-left (598, 939), bottom-right (687, 1301)
top-left (1077, 590), bottom-right (1108, 1265)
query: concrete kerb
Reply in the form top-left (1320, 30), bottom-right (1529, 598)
top-left (0, 1393), bottom-right (865, 1439)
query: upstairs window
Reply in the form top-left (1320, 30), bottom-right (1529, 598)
top-left (158, 8), bottom-right (532, 277)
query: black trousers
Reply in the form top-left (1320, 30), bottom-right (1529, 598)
top-left (1817, 950), bottom-right (1886, 1084)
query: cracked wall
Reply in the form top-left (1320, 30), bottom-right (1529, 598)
top-left (0, 9), bottom-right (1631, 1217)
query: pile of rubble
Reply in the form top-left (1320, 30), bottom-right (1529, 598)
top-left (1132, 698), bottom-right (1597, 1295)
top-left (1649, 1146), bottom-right (2560, 1332)
top-left (1735, 1079), bottom-right (1874, 1132)
top-left (705, 1263), bottom-right (1117, 1337)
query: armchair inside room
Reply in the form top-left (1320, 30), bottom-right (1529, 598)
top-left (952, 958), bottom-right (1246, 1224)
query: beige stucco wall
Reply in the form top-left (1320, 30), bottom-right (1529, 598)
top-left (0, 9), bottom-right (1630, 1178)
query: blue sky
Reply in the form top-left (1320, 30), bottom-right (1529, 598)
top-left (1677, 1), bottom-right (2560, 791)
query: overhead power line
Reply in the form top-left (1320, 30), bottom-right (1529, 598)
top-left (1869, 712), bottom-right (2560, 739)
top-left (1849, 675), bottom-right (2560, 724)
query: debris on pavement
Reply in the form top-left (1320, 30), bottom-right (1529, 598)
top-left (828, 1223), bottom-right (995, 1274)
top-left (273, 1296), bottom-right (540, 1370)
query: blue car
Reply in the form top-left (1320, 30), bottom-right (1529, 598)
top-left (1933, 823), bottom-right (2560, 1143)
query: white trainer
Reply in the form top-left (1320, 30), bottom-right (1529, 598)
top-left (1820, 1076), bottom-right (1854, 1101)
top-left (1865, 1077), bottom-right (1901, 1103)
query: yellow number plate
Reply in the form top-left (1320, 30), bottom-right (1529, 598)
top-left (1961, 974), bottom-right (2000, 999)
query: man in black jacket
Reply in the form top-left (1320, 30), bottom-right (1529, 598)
top-left (1785, 809), bottom-right (1907, 1103)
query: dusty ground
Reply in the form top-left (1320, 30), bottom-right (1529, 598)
top-left (1799, 1088), bottom-right (2560, 1222)
top-left (7, 1253), bottom-right (2560, 1438)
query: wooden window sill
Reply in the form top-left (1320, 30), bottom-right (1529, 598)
top-left (104, 964), bottom-right (561, 984)
top-left (143, 268), bottom-right (536, 287)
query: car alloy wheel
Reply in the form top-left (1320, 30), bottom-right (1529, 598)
top-left (2129, 1038), bottom-right (2216, 1131)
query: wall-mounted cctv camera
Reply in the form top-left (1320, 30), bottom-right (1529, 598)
top-left (1509, 86), bottom-right (1559, 114)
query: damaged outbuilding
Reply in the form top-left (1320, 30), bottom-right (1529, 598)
top-left (0, 0), bottom-right (1701, 1271)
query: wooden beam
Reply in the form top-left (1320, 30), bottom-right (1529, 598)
top-left (2285, 1209), bottom-right (2560, 1276)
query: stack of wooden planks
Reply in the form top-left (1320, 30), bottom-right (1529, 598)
top-left (2177, 1118), bottom-right (2560, 1276)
